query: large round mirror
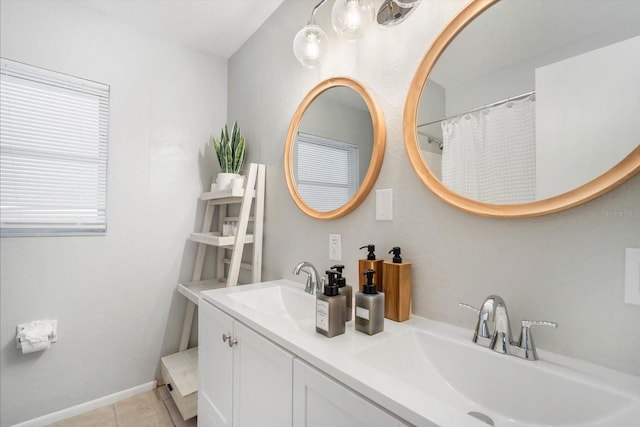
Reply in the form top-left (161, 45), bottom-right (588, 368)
top-left (404, 0), bottom-right (640, 217)
top-left (285, 77), bottom-right (385, 219)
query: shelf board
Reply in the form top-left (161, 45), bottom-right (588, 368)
top-left (160, 347), bottom-right (198, 420)
top-left (223, 216), bottom-right (254, 222)
top-left (161, 347), bottom-right (198, 396)
top-left (222, 258), bottom-right (253, 270)
top-left (201, 187), bottom-right (255, 202)
top-left (178, 279), bottom-right (227, 304)
top-left (190, 232), bottom-right (254, 247)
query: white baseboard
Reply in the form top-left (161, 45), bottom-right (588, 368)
top-left (11, 380), bottom-right (157, 427)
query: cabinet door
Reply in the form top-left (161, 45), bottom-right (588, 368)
top-left (293, 359), bottom-right (409, 427)
top-left (233, 321), bottom-right (294, 427)
top-left (199, 302), bottom-right (234, 427)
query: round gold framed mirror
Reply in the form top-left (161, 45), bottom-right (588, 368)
top-left (285, 77), bottom-right (386, 219)
top-left (404, 0), bottom-right (640, 218)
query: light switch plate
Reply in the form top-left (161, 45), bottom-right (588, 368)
top-left (376, 188), bottom-right (393, 221)
top-left (329, 234), bottom-right (342, 261)
top-left (624, 248), bottom-right (640, 305)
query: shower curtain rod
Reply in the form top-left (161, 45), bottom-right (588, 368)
top-left (417, 130), bottom-right (443, 150)
top-left (418, 90), bottom-right (536, 128)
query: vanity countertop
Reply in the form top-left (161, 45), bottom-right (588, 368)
top-left (201, 279), bottom-right (640, 427)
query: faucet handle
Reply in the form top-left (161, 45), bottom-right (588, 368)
top-left (458, 302), bottom-right (480, 314)
top-left (521, 320), bottom-right (558, 329)
top-left (515, 319), bottom-right (558, 360)
top-left (459, 303), bottom-right (492, 347)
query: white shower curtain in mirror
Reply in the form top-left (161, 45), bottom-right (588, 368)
top-left (441, 96), bottom-right (536, 204)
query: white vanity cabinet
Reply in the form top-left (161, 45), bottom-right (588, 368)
top-left (198, 300), bottom-right (294, 427)
top-left (293, 359), bottom-right (409, 427)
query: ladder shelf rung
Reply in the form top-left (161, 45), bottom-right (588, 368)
top-left (190, 232), bottom-right (254, 247)
top-left (201, 188), bottom-right (256, 202)
top-left (222, 258), bottom-right (253, 270)
top-left (177, 279), bottom-right (227, 304)
top-left (223, 216), bottom-right (254, 222)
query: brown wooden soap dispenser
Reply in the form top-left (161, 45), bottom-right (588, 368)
top-left (358, 244), bottom-right (384, 293)
top-left (383, 247), bottom-right (412, 322)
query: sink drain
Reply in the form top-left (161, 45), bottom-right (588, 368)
top-left (468, 411), bottom-right (494, 426)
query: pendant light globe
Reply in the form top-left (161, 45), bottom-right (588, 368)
top-left (293, 23), bottom-right (328, 68)
top-left (331, 0), bottom-right (374, 41)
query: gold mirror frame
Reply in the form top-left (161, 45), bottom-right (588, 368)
top-left (403, 0), bottom-right (640, 218)
top-left (285, 77), bottom-right (386, 220)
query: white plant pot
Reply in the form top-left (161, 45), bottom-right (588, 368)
top-left (215, 172), bottom-right (241, 190)
top-left (231, 175), bottom-right (245, 191)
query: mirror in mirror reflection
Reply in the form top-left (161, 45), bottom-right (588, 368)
top-left (294, 86), bottom-right (374, 212)
top-left (417, 0), bottom-right (640, 204)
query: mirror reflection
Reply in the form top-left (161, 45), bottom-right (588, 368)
top-left (417, 0), bottom-right (640, 205)
top-left (293, 86), bottom-right (373, 212)
top-left (285, 77), bottom-right (385, 220)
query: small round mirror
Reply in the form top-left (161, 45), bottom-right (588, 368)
top-left (285, 77), bottom-right (385, 219)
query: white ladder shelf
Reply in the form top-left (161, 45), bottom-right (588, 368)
top-left (177, 162), bottom-right (265, 350)
top-left (162, 163), bottom-right (265, 421)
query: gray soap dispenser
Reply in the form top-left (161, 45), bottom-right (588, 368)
top-left (316, 270), bottom-right (346, 338)
top-left (332, 264), bottom-right (353, 322)
top-left (355, 269), bottom-right (384, 335)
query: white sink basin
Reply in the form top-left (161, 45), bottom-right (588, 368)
top-left (355, 326), bottom-right (640, 426)
top-left (203, 281), bottom-right (640, 426)
top-left (226, 282), bottom-right (315, 324)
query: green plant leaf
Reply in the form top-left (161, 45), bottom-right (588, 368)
top-left (223, 141), bottom-right (232, 172)
top-left (231, 121), bottom-right (240, 150)
top-left (211, 136), bottom-right (223, 169)
top-left (222, 124), bottom-right (229, 145)
top-left (233, 137), bottom-right (245, 173)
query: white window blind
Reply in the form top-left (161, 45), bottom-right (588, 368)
top-left (0, 58), bottom-right (109, 236)
top-left (296, 132), bottom-right (358, 212)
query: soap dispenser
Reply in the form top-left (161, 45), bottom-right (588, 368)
top-left (355, 269), bottom-right (384, 335)
top-left (383, 247), bottom-right (412, 322)
top-left (358, 244), bottom-right (384, 293)
top-left (316, 270), bottom-right (346, 338)
top-left (332, 264), bottom-right (353, 321)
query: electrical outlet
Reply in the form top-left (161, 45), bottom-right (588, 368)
top-left (329, 234), bottom-right (342, 261)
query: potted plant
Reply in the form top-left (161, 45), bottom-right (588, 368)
top-left (211, 121), bottom-right (246, 190)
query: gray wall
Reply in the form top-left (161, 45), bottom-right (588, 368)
top-left (0, 1), bottom-right (226, 425)
top-left (229, 0), bottom-right (640, 376)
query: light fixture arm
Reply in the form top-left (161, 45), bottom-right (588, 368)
top-left (308, 0), bottom-right (328, 24)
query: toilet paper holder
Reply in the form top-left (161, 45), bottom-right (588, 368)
top-left (16, 320), bottom-right (58, 353)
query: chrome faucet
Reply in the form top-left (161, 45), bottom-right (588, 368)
top-left (459, 295), bottom-right (557, 360)
top-left (293, 261), bottom-right (321, 295)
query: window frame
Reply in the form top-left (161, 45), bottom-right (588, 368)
top-left (295, 132), bottom-right (359, 212)
top-left (0, 58), bottom-right (109, 237)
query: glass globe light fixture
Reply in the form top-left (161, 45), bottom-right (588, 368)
top-left (293, 23), bottom-right (328, 68)
top-left (331, 0), bottom-right (374, 41)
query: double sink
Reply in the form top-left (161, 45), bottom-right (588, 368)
top-left (202, 279), bottom-right (640, 426)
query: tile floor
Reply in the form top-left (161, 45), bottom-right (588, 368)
top-left (49, 386), bottom-right (197, 427)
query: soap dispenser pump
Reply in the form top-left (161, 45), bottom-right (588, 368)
top-left (316, 270), bottom-right (346, 338)
top-left (332, 264), bottom-right (353, 321)
top-left (383, 247), bottom-right (412, 322)
top-left (355, 269), bottom-right (384, 335)
top-left (358, 244), bottom-right (384, 293)
top-left (390, 246), bottom-right (402, 263)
